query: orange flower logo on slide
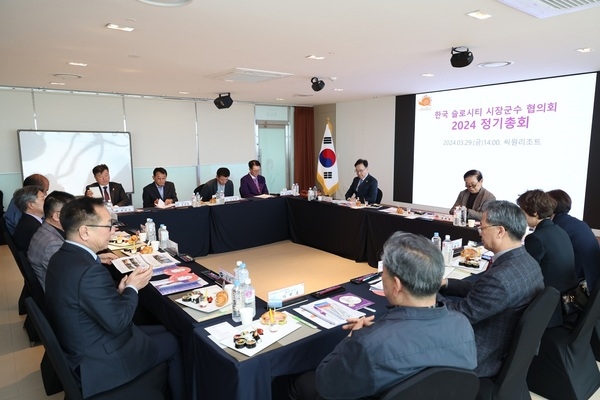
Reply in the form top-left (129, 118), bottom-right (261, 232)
top-left (418, 95), bottom-right (431, 106)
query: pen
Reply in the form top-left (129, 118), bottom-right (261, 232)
top-left (291, 314), bottom-right (318, 329)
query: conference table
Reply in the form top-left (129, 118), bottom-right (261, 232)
top-left (118, 196), bottom-right (481, 398)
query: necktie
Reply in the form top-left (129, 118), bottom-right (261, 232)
top-left (254, 178), bottom-right (260, 192)
top-left (103, 186), bottom-right (110, 202)
top-left (356, 179), bottom-right (363, 190)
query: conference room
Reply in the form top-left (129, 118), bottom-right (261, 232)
top-left (2, 1), bottom-right (600, 399)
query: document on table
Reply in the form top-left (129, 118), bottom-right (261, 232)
top-left (296, 298), bottom-right (365, 329)
top-left (112, 252), bottom-right (179, 274)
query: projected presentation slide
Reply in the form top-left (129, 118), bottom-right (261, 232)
top-left (412, 73), bottom-right (597, 219)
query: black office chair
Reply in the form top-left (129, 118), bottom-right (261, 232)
top-left (376, 188), bottom-right (383, 204)
top-left (194, 184), bottom-right (205, 195)
top-left (379, 366), bottom-right (479, 400)
top-left (527, 283), bottom-right (600, 400)
top-left (25, 297), bottom-right (168, 400)
top-left (477, 286), bottom-right (559, 400)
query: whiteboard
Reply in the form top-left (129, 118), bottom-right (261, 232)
top-left (17, 130), bottom-right (134, 194)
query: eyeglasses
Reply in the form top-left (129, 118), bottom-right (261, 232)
top-left (478, 225), bottom-right (499, 234)
top-left (86, 222), bottom-right (117, 230)
top-left (355, 168), bottom-right (366, 174)
top-left (465, 181), bottom-right (480, 188)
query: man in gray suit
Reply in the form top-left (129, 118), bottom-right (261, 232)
top-left (449, 169), bottom-right (496, 221)
top-left (440, 200), bottom-right (544, 377)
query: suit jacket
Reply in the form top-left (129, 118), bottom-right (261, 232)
top-left (3, 198), bottom-right (21, 235)
top-left (45, 242), bottom-right (157, 398)
top-left (441, 246), bottom-right (544, 377)
top-left (524, 218), bottom-right (578, 326)
top-left (86, 182), bottom-right (130, 207)
top-left (200, 178), bottom-right (234, 202)
top-left (13, 213), bottom-right (42, 252)
top-left (344, 174), bottom-right (378, 204)
top-left (450, 187), bottom-right (496, 221)
top-left (239, 173), bottom-right (269, 197)
top-left (142, 181), bottom-right (178, 208)
top-left (553, 212), bottom-right (600, 291)
top-left (27, 222), bottom-right (65, 291)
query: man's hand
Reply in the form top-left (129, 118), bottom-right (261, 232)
top-left (85, 189), bottom-right (94, 198)
top-left (165, 199), bottom-right (174, 205)
top-left (124, 266), bottom-right (153, 291)
top-left (343, 315), bottom-right (375, 337)
top-left (98, 252), bottom-right (117, 265)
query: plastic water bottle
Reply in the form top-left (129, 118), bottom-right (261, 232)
top-left (231, 280), bottom-right (242, 322)
top-left (159, 224), bottom-right (169, 250)
top-left (146, 218), bottom-right (156, 242)
top-left (442, 235), bottom-right (454, 266)
top-left (105, 201), bottom-right (118, 222)
top-left (233, 260), bottom-right (243, 281)
top-left (460, 206), bottom-right (468, 226)
top-left (192, 193), bottom-right (199, 207)
top-left (242, 278), bottom-right (256, 318)
top-left (238, 262), bottom-right (249, 284)
top-left (431, 232), bottom-right (442, 251)
top-left (219, 190), bottom-right (225, 204)
top-left (307, 187), bottom-right (314, 201)
top-left (453, 206), bottom-right (461, 226)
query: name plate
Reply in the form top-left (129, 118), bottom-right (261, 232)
top-left (279, 189), bottom-right (294, 196)
top-left (175, 200), bottom-right (192, 207)
top-left (451, 238), bottom-right (463, 249)
top-left (319, 196), bottom-right (333, 202)
top-left (223, 196), bottom-right (241, 203)
top-left (113, 205), bottom-right (134, 213)
top-left (267, 283), bottom-right (305, 307)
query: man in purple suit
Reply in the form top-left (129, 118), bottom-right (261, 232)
top-left (239, 159), bottom-right (269, 197)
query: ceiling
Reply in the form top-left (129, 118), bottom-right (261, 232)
top-left (1, 0), bottom-right (599, 107)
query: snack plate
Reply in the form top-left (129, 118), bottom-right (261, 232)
top-left (219, 316), bottom-right (301, 357)
top-left (175, 284), bottom-right (230, 313)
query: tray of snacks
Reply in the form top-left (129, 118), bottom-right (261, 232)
top-left (175, 285), bottom-right (230, 312)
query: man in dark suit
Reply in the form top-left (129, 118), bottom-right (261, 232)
top-left (439, 200), bottom-right (545, 378)
top-left (12, 185), bottom-right (45, 252)
top-left (85, 164), bottom-right (130, 206)
top-left (240, 159), bottom-right (269, 197)
top-left (142, 167), bottom-right (178, 207)
top-left (344, 158), bottom-right (378, 204)
top-left (548, 189), bottom-right (600, 291)
top-left (45, 197), bottom-right (184, 398)
top-left (200, 167), bottom-right (234, 201)
top-left (4, 173), bottom-right (49, 235)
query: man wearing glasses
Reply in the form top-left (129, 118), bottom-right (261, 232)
top-left (439, 200), bottom-right (544, 378)
top-left (45, 197), bottom-right (184, 399)
top-left (240, 159), bottom-right (269, 198)
top-left (345, 158), bottom-right (378, 204)
top-left (449, 169), bottom-right (496, 221)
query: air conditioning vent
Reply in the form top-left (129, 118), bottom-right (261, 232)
top-left (209, 68), bottom-right (293, 83)
top-left (498, 0), bottom-right (600, 18)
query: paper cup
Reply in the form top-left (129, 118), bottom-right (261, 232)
top-left (139, 232), bottom-right (147, 242)
top-left (224, 284), bottom-right (234, 304)
top-left (151, 241), bottom-right (160, 251)
top-left (240, 307), bottom-right (253, 326)
top-left (467, 219), bottom-right (476, 228)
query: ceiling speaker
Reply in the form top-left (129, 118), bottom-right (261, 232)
top-left (311, 77), bottom-right (325, 92)
top-left (214, 93), bottom-right (233, 109)
top-left (450, 47), bottom-right (474, 68)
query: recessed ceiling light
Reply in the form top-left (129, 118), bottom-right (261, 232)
top-left (53, 73), bottom-right (82, 79)
top-left (333, 88), bottom-right (344, 92)
top-left (49, 82), bottom-right (66, 86)
top-left (467, 10), bottom-right (492, 19)
top-left (68, 62), bottom-right (88, 67)
top-left (105, 23), bottom-right (135, 32)
top-left (137, 0), bottom-right (192, 6)
top-left (576, 48), bottom-right (592, 53)
top-left (421, 73), bottom-right (435, 77)
top-left (306, 55), bottom-right (325, 60)
top-left (178, 91), bottom-right (190, 95)
top-left (276, 98), bottom-right (285, 101)
top-left (478, 61), bottom-right (513, 68)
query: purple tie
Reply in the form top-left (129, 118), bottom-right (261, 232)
top-left (254, 178), bottom-right (260, 192)
top-left (103, 186), bottom-right (110, 202)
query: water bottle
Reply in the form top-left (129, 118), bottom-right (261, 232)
top-left (231, 280), bottom-right (242, 322)
top-left (238, 262), bottom-right (249, 284)
top-left (293, 183), bottom-right (299, 195)
top-left (453, 206), bottom-right (461, 226)
top-left (460, 206), bottom-right (467, 226)
top-left (159, 224), bottom-right (169, 250)
top-left (146, 218), bottom-right (156, 243)
top-left (233, 260), bottom-right (243, 281)
top-left (192, 193), bottom-right (199, 207)
top-left (219, 190), bottom-right (225, 204)
top-left (431, 232), bottom-right (442, 251)
top-left (442, 235), bottom-right (454, 266)
top-left (307, 187), bottom-right (314, 201)
top-left (242, 278), bottom-right (256, 318)
top-left (105, 201), bottom-right (118, 222)
top-left (313, 186), bottom-right (318, 201)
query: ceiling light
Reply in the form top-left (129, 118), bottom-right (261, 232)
top-left (214, 93), bottom-right (233, 109)
top-left (467, 10), bottom-right (492, 19)
top-left (450, 47), bottom-right (474, 68)
top-left (306, 55), bottom-right (325, 60)
top-left (478, 61), bottom-right (513, 68)
top-left (137, 0), bottom-right (192, 6)
top-left (49, 82), bottom-right (66, 86)
top-left (333, 88), bottom-right (344, 92)
top-left (576, 48), bottom-right (592, 53)
top-left (178, 91), bottom-right (190, 95)
top-left (105, 23), bottom-right (135, 32)
top-left (311, 77), bottom-right (325, 92)
top-left (421, 73), bottom-right (435, 77)
top-left (67, 62), bottom-right (88, 67)
top-left (53, 73), bottom-right (82, 79)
